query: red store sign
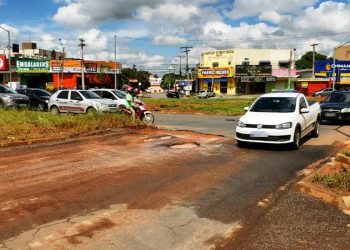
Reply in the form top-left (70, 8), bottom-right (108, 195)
top-left (0, 55), bottom-right (8, 71)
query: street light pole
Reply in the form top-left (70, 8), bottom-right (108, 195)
top-left (310, 43), bottom-right (319, 78)
top-left (114, 35), bottom-right (117, 89)
top-left (0, 26), bottom-right (11, 82)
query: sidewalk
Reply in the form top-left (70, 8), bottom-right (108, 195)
top-left (226, 189), bottom-right (350, 249)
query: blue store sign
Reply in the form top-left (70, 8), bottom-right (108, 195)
top-left (315, 59), bottom-right (350, 81)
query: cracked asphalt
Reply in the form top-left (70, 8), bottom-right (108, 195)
top-left (0, 115), bottom-right (349, 249)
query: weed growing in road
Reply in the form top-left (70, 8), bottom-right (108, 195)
top-left (313, 172), bottom-right (350, 191)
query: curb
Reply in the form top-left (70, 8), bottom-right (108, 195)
top-left (296, 159), bottom-right (350, 216)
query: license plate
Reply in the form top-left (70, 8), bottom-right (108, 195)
top-left (325, 112), bottom-right (337, 117)
top-left (251, 131), bottom-right (268, 138)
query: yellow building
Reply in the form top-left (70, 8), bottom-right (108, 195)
top-left (198, 49), bottom-right (296, 95)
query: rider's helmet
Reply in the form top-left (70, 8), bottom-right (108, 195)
top-left (127, 86), bottom-right (133, 93)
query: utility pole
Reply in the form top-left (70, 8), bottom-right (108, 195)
top-left (79, 38), bottom-right (86, 89)
top-left (180, 46), bottom-right (192, 94)
top-left (59, 39), bottom-right (65, 89)
top-left (177, 55), bottom-right (185, 77)
top-left (114, 35), bottom-right (117, 89)
top-left (0, 26), bottom-right (11, 82)
top-left (310, 43), bottom-right (319, 78)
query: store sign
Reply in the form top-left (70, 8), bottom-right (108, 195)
top-left (85, 63), bottom-right (97, 73)
top-left (272, 69), bottom-right (297, 77)
top-left (0, 55), bottom-right (8, 71)
top-left (315, 60), bottom-right (350, 74)
top-left (235, 65), bottom-right (272, 77)
top-left (301, 82), bottom-right (308, 88)
top-left (198, 68), bottom-right (234, 78)
top-left (17, 60), bottom-right (50, 73)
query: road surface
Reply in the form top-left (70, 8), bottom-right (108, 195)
top-left (0, 114), bottom-right (349, 249)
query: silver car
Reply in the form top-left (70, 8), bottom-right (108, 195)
top-left (48, 89), bottom-right (119, 114)
top-left (198, 90), bottom-right (216, 98)
top-left (0, 84), bottom-right (29, 108)
top-left (90, 89), bottom-right (128, 108)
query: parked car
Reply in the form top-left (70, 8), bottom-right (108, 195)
top-left (16, 88), bottom-right (52, 111)
top-left (198, 90), bottom-right (215, 98)
top-left (320, 91), bottom-right (350, 123)
top-left (48, 89), bottom-right (118, 114)
top-left (312, 88), bottom-right (334, 97)
top-left (236, 92), bottom-right (321, 149)
top-left (90, 89), bottom-right (128, 108)
top-left (0, 84), bottom-right (29, 108)
top-left (166, 90), bottom-right (180, 98)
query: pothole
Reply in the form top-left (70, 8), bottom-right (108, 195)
top-left (169, 142), bottom-right (200, 149)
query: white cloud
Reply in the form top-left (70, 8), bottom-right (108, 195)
top-left (259, 11), bottom-right (292, 24)
top-left (53, 3), bottom-right (92, 29)
top-left (225, 0), bottom-right (318, 19)
top-left (290, 1), bottom-right (350, 33)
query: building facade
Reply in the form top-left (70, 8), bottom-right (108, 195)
top-left (198, 49), bottom-right (297, 95)
top-left (0, 42), bottom-right (122, 90)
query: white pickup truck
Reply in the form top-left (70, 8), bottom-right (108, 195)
top-left (235, 92), bottom-right (321, 149)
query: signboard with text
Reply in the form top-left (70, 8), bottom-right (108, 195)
top-left (198, 67), bottom-right (234, 78)
top-left (235, 65), bottom-right (272, 77)
top-left (0, 55), bottom-right (8, 71)
top-left (16, 60), bottom-right (50, 73)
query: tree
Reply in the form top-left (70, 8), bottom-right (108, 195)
top-left (120, 68), bottom-right (151, 90)
top-left (295, 51), bottom-right (327, 70)
top-left (161, 73), bottom-right (183, 90)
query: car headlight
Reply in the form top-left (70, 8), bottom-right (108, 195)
top-left (341, 108), bottom-right (350, 113)
top-left (237, 120), bottom-right (246, 128)
top-left (276, 122), bottom-right (292, 129)
top-left (2, 96), bottom-right (11, 102)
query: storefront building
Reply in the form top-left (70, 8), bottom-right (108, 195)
top-left (50, 59), bottom-right (122, 90)
top-left (295, 78), bottom-right (331, 96)
top-left (198, 49), bottom-right (297, 95)
top-left (197, 67), bottom-right (235, 95)
top-left (16, 59), bottom-right (52, 88)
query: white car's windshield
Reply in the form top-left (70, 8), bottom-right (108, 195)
top-left (80, 91), bottom-right (101, 99)
top-left (250, 97), bottom-right (296, 113)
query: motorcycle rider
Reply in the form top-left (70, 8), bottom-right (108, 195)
top-left (125, 86), bottom-right (136, 119)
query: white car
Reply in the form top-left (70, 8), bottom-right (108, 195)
top-left (198, 90), bottom-right (215, 98)
top-left (90, 89), bottom-right (128, 108)
top-left (235, 92), bottom-right (321, 149)
top-left (48, 89), bottom-right (119, 114)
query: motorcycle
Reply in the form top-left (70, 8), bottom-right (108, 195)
top-left (120, 99), bottom-right (155, 124)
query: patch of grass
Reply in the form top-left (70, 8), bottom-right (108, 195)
top-left (313, 172), bottom-right (350, 191)
top-left (0, 109), bottom-right (143, 143)
top-left (145, 97), bottom-right (256, 115)
top-left (342, 151), bottom-right (350, 157)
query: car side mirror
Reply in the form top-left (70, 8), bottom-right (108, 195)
top-left (244, 107), bottom-right (249, 111)
top-left (300, 108), bottom-right (310, 114)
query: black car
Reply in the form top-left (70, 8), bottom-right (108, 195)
top-left (320, 91), bottom-right (350, 123)
top-left (166, 90), bottom-right (179, 98)
top-left (16, 88), bottom-right (52, 111)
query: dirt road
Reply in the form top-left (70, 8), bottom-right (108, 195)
top-left (0, 128), bottom-right (339, 249)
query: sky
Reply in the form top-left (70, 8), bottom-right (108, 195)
top-left (1, 0), bottom-right (350, 75)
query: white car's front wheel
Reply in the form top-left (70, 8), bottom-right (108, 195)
top-left (291, 128), bottom-right (301, 150)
